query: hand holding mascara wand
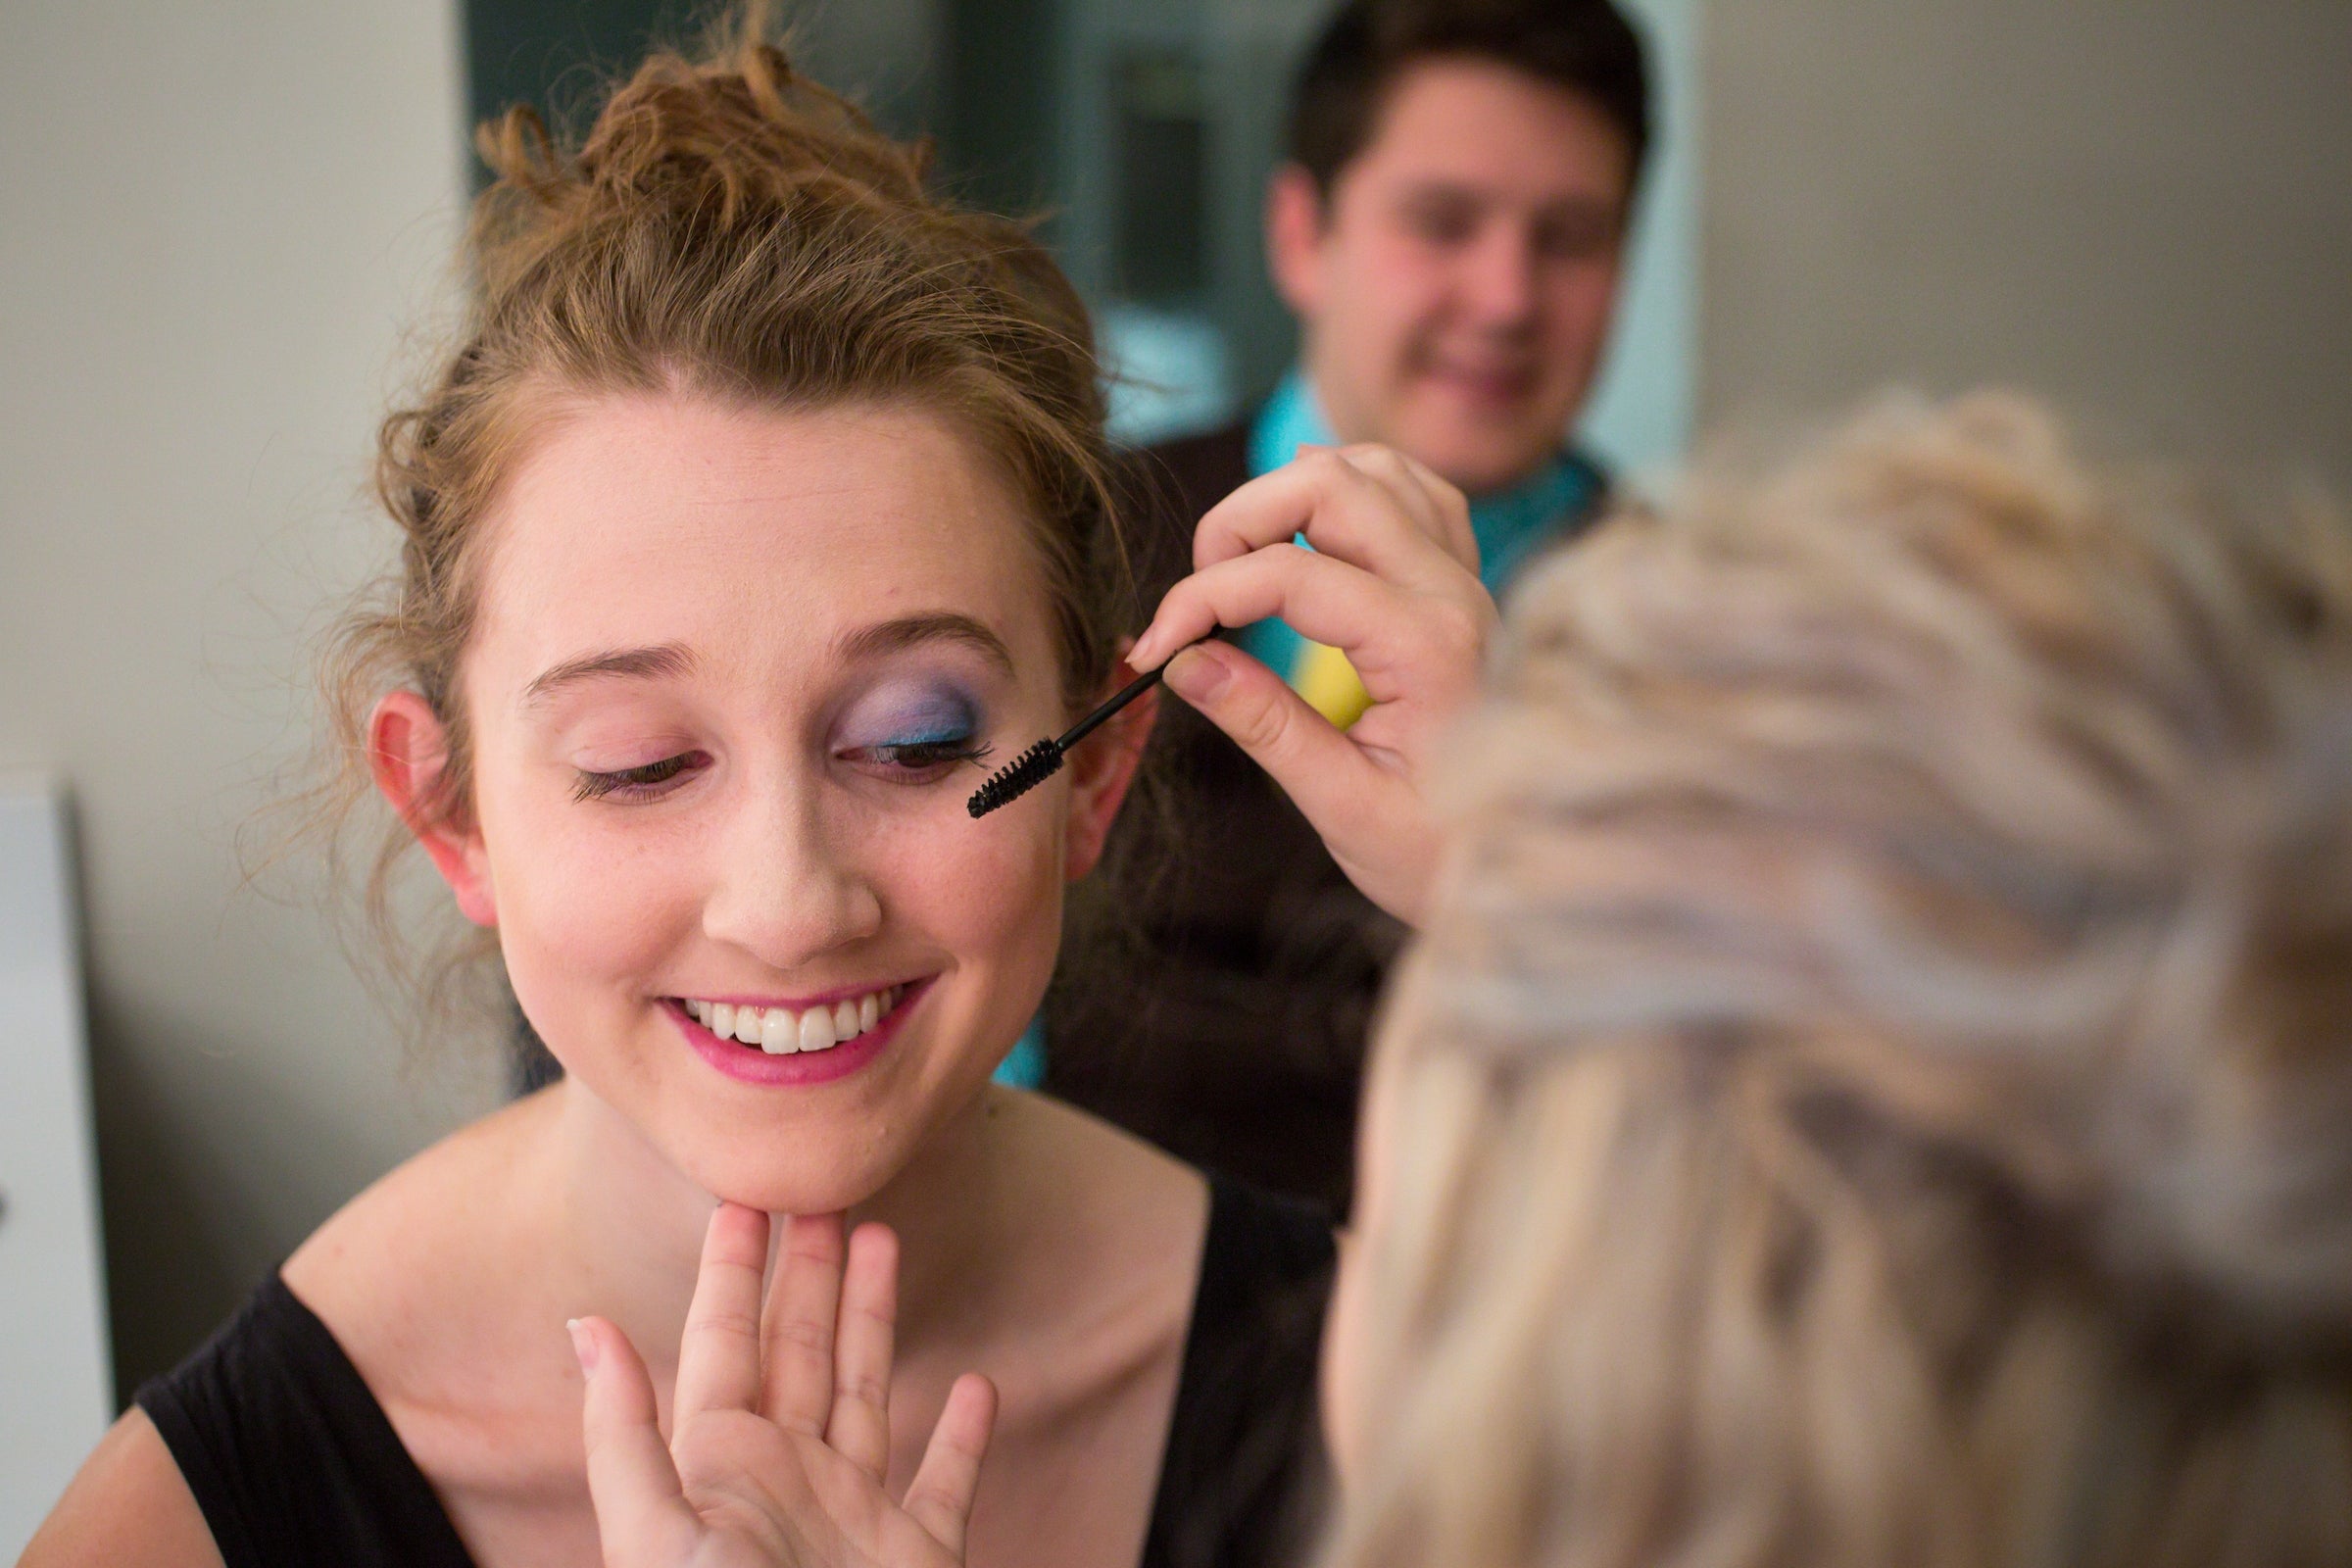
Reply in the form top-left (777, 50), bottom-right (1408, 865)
top-left (968, 443), bottom-right (1499, 929)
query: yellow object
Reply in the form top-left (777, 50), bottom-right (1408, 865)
top-left (1294, 639), bottom-right (1373, 730)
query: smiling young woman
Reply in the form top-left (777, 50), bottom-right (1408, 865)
top-left (19, 15), bottom-right (1348, 1568)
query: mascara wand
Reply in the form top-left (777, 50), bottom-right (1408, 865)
top-left (968, 662), bottom-right (1169, 818)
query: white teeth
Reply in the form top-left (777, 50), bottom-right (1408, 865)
top-left (685, 986), bottom-right (905, 1054)
top-left (761, 1007), bottom-right (795, 1054)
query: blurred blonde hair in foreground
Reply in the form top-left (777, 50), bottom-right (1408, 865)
top-left (1332, 393), bottom-right (2352, 1568)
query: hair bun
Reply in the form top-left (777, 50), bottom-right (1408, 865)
top-left (470, 14), bottom-right (933, 282)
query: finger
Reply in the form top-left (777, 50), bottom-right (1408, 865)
top-left (1163, 643), bottom-right (1442, 925)
top-left (1161, 641), bottom-right (1388, 821)
top-left (760, 1212), bottom-right (847, 1439)
top-left (1139, 546), bottom-right (1478, 698)
top-left (825, 1222), bottom-right (899, 1484)
top-left (672, 1202), bottom-right (772, 1429)
top-left (1324, 444), bottom-right (1446, 548)
top-left (573, 1317), bottom-right (703, 1564)
top-left (904, 1373), bottom-right (999, 1557)
top-left (1167, 451), bottom-right (1470, 612)
top-left (1333, 444), bottom-right (1476, 571)
top-left (1191, 450), bottom-right (1458, 581)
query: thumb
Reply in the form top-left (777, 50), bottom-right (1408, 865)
top-left (573, 1316), bottom-right (701, 1565)
top-left (1163, 641), bottom-right (1378, 826)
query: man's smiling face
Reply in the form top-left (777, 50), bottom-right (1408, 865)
top-left (1271, 57), bottom-right (1635, 496)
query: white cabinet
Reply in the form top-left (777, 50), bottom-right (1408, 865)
top-left (0, 784), bottom-right (112, 1558)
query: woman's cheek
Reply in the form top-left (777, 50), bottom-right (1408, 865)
top-left (933, 810), bottom-right (1066, 1083)
top-left (891, 795), bottom-right (1065, 972)
top-left (486, 802), bottom-right (703, 1018)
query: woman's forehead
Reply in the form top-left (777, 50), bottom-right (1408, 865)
top-left (469, 393), bottom-right (1056, 671)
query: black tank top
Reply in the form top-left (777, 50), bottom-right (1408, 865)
top-left (137, 1177), bottom-right (1334, 1568)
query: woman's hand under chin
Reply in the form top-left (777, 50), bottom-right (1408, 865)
top-left (571, 1203), bottom-right (997, 1568)
top-left (1126, 444), bottom-right (1498, 928)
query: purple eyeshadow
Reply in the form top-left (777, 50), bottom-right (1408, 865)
top-left (840, 678), bottom-right (983, 749)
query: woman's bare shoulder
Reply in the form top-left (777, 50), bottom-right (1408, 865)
top-left (280, 1086), bottom-right (560, 1379)
top-left (19, 1408), bottom-right (225, 1568)
top-left (21, 1097), bottom-right (563, 1568)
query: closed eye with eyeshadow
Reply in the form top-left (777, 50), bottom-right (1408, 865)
top-left (837, 677), bottom-right (994, 781)
top-left (564, 673), bottom-right (997, 804)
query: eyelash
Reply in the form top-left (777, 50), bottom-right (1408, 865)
top-left (572, 754), bottom-right (703, 803)
top-left (855, 738), bottom-right (993, 776)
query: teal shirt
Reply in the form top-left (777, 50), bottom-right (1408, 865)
top-left (996, 1025), bottom-right (1047, 1090)
top-left (1235, 368), bottom-right (1601, 681)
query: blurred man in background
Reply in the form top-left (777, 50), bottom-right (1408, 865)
top-left (1049, 0), bottom-right (1650, 1214)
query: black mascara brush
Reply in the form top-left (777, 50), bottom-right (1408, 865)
top-left (968, 662), bottom-right (1168, 818)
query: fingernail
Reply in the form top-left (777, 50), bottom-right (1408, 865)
top-left (1163, 645), bottom-right (1229, 704)
top-left (567, 1318), bottom-right (598, 1374)
top-left (1131, 628), bottom-right (1166, 668)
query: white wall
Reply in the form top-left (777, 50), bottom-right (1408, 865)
top-left (1701, 0), bottom-right (2352, 484)
top-left (1577, 0), bottom-right (1697, 484)
top-left (0, 0), bottom-right (495, 1405)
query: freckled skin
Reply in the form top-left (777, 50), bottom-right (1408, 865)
top-left (466, 397), bottom-right (1078, 1215)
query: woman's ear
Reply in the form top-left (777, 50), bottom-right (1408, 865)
top-left (369, 690), bottom-right (497, 928)
top-left (1062, 662), bottom-right (1157, 883)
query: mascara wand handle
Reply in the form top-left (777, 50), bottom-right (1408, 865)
top-left (1054, 663), bottom-right (1166, 752)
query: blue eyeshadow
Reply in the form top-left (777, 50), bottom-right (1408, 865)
top-left (843, 679), bottom-right (982, 748)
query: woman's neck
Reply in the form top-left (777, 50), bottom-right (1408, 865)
top-left (535, 1073), bottom-right (1017, 1381)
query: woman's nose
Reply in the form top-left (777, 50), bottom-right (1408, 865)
top-left (700, 778), bottom-right (883, 967)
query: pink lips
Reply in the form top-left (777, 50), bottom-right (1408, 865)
top-left (668, 980), bottom-right (928, 1087)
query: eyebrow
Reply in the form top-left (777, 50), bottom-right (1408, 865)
top-left (1400, 178), bottom-right (1621, 217)
top-left (835, 612), bottom-right (1015, 676)
top-left (522, 642), bottom-right (699, 707)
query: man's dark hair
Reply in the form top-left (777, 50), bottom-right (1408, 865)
top-left (1288, 0), bottom-right (1649, 198)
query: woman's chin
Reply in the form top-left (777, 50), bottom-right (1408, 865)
top-left (673, 1144), bottom-right (905, 1217)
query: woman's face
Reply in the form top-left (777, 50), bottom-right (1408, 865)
top-left (393, 393), bottom-right (1122, 1211)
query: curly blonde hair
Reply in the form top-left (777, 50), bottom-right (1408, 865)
top-left (1329, 393), bottom-right (2352, 1568)
top-left (312, 8), bottom-right (1125, 1019)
